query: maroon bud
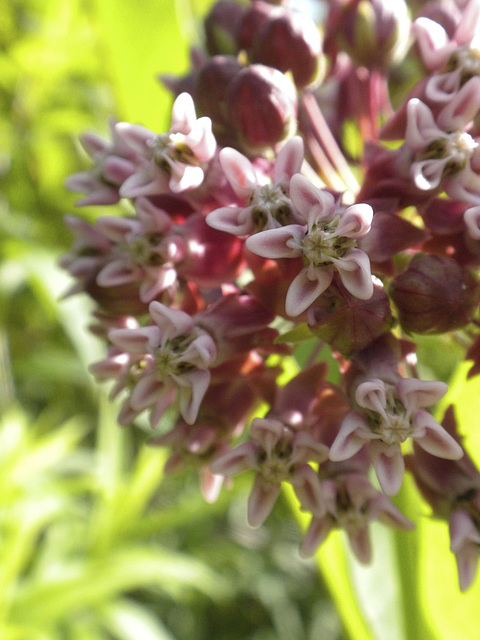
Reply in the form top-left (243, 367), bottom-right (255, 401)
top-left (194, 55), bottom-right (243, 127)
top-left (175, 213), bottom-right (244, 288)
top-left (226, 64), bottom-right (298, 153)
top-left (390, 255), bottom-right (480, 334)
top-left (204, 0), bottom-right (245, 56)
top-left (250, 8), bottom-right (324, 88)
top-left (333, 0), bottom-right (410, 70)
top-left (307, 281), bottom-right (393, 357)
top-left (236, 0), bottom-right (280, 51)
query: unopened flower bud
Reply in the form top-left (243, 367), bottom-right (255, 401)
top-left (334, 0), bottom-right (411, 70)
top-left (204, 0), bottom-right (245, 56)
top-left (249, 6), bottom-right (324, 88)
top-left (236, 0), bottom-right (280, 52)
top-left (226, 64), bottom-right (298, 153)
top-left (194, 55), bottom-right (243, 129)
top-left (390, 255), bottom-right (480, 334)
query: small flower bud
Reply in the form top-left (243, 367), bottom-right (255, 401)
top-left (333, 0), bottom-right (411, 70)
top-left (204, 0), bottom-right (245, 56)
top-left (194, 55), bottom-right (243, 129)
top-left (390, 255), bottom-right (480, 334)
top-left (249, 7), bottom-right (324, 88)
top-left (236, 0), bottom-right (280, 52)
top-left (225, 64), bottom-right (298, 153)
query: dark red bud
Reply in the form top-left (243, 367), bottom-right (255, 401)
top-left (226, 64), bottom-right (298, 153)
top-left (390, 255), bottom-right (480, 334)
top-left (250, 8), bottom-right (324, 88)
top-left (194, 55), bottom-right (243, 127)
top-left (204, 0), bottom-right (245, 56)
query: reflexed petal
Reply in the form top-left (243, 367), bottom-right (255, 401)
top-left (210, 441), bottom-right (260, 476)
top-left (130, 373), bottom-right (164, 410)
top-left (206, 206), bottom-right (254, 235)
top-left (108, 326), bottom-right (161, 353)
top-left (334, 249), bottom-right (373, 300)
top-left (347, 526), bottom-right (372, 564)
top-left (96, 259), bottom-right (142, 287)
top-left (289, 174), bottom-right (334, 221)
top-left (96, 216), bottom-right (139, 242)
top-left (396, 378), bottom-right (447, 411)
top-left (285, 267), bottom-right (333, 317)
top-left (186, 117), bottom-right (216, 161)
top-left (177, 369), bottom-right (211, 424)
top-left (170, 164), bottom-right (204, 193)
top-left (406, 99), bottom-right (442, 150)
top-left (149, 388), bottom-right (177, 429)
top-left (247, 475), bottom-right (281, 528)
top-left (250, 418), bottom-right (285, 455)
top-left (115, 122), bottom-right (154, 156)
top-left (371, 445), bottom-right (405, 496)
top-left (300, 515), bottom-right (334, 557)
top-left (335, 203), bottom-right (373, 238)
top-left (437, 77), bottom-right (480, 130)
top-left (200, 468), bottom-right (224, 504)
top-left (329, 411), bottom-right (371, 461)
top-left (355, 379), bottom-right (387, 414)
top-left (291, 464), bottom-right (326, 517)
top-left (274, 136), bottom-right (304, 189)
top-left (413, 410), bottom-right (464, 459)
top-left (183, 334), bottom-right (217, 368)
top-left (412, 17), bottom-right (450, 70)
top-left (411, 157), bottom-right (448, 191)
top-left (170, 92), bottom-right (197, 134)
top-left (450, 509), bottom-right (480, 552)
top-left (219, 147), bottom-right (257, 199)
top-left (139, 266), bottom-right (177, 302)
top-left (149, 301), bottom-right (193, 337)
top-left (246, 225), bottom-right (305, 258)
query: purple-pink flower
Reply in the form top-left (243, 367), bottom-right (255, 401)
top-left (206, 136), bottom-right (304, 235)
top-left (329, 377), bottom-right (464, 495)
top-left (117, 92), bottom-right (217, 198)
top-left (246, 174), bottom-right (373, 316)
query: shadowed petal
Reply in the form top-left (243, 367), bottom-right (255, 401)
top-left (210, 441), bottom-right (260, 476)
top-left (96, 259), bottom-right (143, 287)
top-left (108, 326), bottom-right (161, 353)
top-left (176, 369), bottom-right (211, 424)
top-left (413, 410), bottom-right (464, 459)
top-left (130, 373), bottom-right (164, 410)
top-left (285, 267), bottom-right (333, 316)
top-left (149, 301), bottom-right (193, 338)
top-left (333, 249), bottom-right (373, 300)
top-left (329, 411), bottom-right (371, 461)
top-left (406, 99), bottom-right (442, 150)
top-left (396, 378), bottom-right (447, 411)
top-left (347, 526), bottom-right (372, 564)
top-left (246, 225), bottom-right (305, 258)
top-left (248, 475), bottom-right (281, 528)
top-left (371, 444), bottom-right (405, 496)
top-left (289, 174), bottom-right (335, 221)
top-left (300, 515), bottom-right (334, 557)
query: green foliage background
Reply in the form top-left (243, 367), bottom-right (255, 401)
top-left (2, 1), bottom-right (480, 639)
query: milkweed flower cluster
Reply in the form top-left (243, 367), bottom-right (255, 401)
top-left (62, 0), bottom-right (480, 592)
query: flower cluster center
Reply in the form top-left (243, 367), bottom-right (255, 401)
top-left (154, 333), bottom-right (197, 377)
top-left (301, 216), bottom-right (356, 266)
top-left (366, 386), bottom-right (413, 445)
top-left (250, 184), bottom-right (293, 230)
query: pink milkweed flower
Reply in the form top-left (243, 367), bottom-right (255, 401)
top-left (65, 117), bottom-right (138, 206)
top-left (300, 473), bottom-right (413, 562)
top-left (413, 1), bottom-right (480, 101)
top-left (210, 417), bottom-right (329, 527)
top-left (117, 92), bottom-right (217, 198)
top-left (94, 197), bottom-right (186, 303)
top-left (245, 174), bottom-right (374, 317)
top-left (405, 85), bottom-right (480, 202)
top-left (105, 301), bottom-right (217, 427)
top-left (329, 377), bottom-right (464, 496)
top-left (206, 135), bottom-right (304, 235)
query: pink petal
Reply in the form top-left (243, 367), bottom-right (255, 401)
top-left (210, 441), bottom-right (260, 476)
top-left (247, 475), bottom-right (281, 528)
top-left (413, 410), bottom-right (464, 459)
top-left (371, 444), bottom-right (405, 496)
top-left (329, 411), bottom-right (371, 461)
top-left (115, 122), bottom-right (154, 156)
top-left (411, 157), bottom-right (448, 191)
top-left (108, 326), bottom-right (161, 353)
top-left (464, 205), bottom-right (480, 240)
top-left (96, 216), bottom-right (139, 243)
top-left (200, 468), bottom-right (224, 504)
top-left (412, 17), bottom-right (450, 70)
top-left (219, 147), bottom-right (257, 199)
top-left (437, 77), bottom-right (480, 130)
top-left (355, 379), bottom-right (387, 413)
top-left (285, 267), bottom-right (333, 317)
top-left (333, 249), bottom-right (373, 300)
top-left (169, 164), bottom-right (204, 193)
top-left (289, 174), bottom-right (335, 222)
top-left (176, 369), bottom-right (211, 424)
top-left (130, 373), bottom-right (164, 410)
top-left (347, 526), bottom-right (372, 564)
top-left (335, 203), bottom-right (373, 239)
top-left (148, 301), bottom-right (193, 337)
top-left (170, 92), bottom-right (197, 134)
top-left (396, 378), bottom-right (447, 411)
top-left (206, 206), bottom-right (254, 236)
top-left (273, 136), bottom-right (304, 189)
top-left (291, 464), bottom-right (326, 517)
top-left (246, 224), bottom-right (305, 259)
top-left (185, 117), bottom-right (216, 161)
top-left (300, 515), bottom-right (334, 557)
top-left (149, 388), bottom-right (177, 429)
top-left (405, 99), bottom-right (442, 150)
top-left (139, 267), bottom-right (177, 303)
top-left (96, 259), bottom-right (142, 287)
top-left (250, 418), bottom-right (285, 455)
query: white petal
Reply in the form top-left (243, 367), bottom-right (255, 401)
top-left (285, 267), bottom-right (333, 317)
top-left (245, 225), bottom-right (305, 258)
top-left (219, 147), bottom-right (257, 199)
